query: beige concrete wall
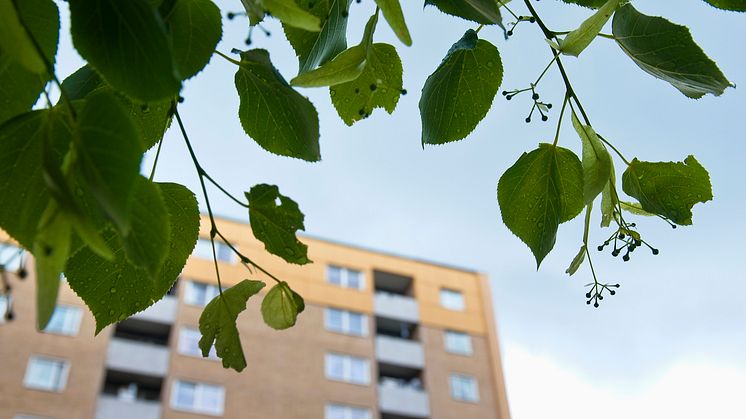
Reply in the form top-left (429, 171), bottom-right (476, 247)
top-left (163, 290), bottom-right (378, 419)
top-left (1, 215), bottom-right (511, 419)
top-left (0, 270), bottom-right (110, 419)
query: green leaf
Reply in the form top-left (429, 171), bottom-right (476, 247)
top-left (121, 177), bottom-right (170, 277)
top-left (240, 0), bottom-right (265, 25)
top-left (612, 3), bottom-right (734, 98)
top-left (284, 0), bottom-right (352, 74)
top-left (199, 279), bottom-right (265, 372)
top-left (559, 0), bottom-right (620, 57)
top-left (261, 281), bottom-right (305, 330)
top-left (565, 245), bottom-right (586, 276)
top-left (702, 0), bottom-right (746, 12)
top-left (557, 0), bottom-right (607, 8)
top-left (375, 0), bottom-right (412, 46)
top-left (69, 0), bottom-right (181, 101)
top-left (0, 109), bottom-right (72, 249)
top-left (66, 182), bottom-right (199, 333)
top-left (290, 46), bottom-right (366, 87)
top-left (290, 11), bottom-right (378, 88)
top-left (425, 0), bottom-right (504, 26)
top-left (33, 204), bottom-right (72, 330)
top-left (0, 0), bottom-right (59, 124)
top-left (621, 156), bottom-right (713, 226)
top-left (76, 90), bottom-right (143, 234)
top-left (330, 43), bottom-right (402, 125)
top-left (620, 201), bottom-right (656, 217)
top-left (235, 49), bottom-right (320, 161)
top-left (61, 65), bottom-right (173, 151)
top-left (420, 30), bottom-right (502, 145)
top-left (165, 0), bottom-right (223, 80)
top-left (600, 158), bottom-right (617, 227)
top-left (263, 0), bottom-right (321, 31)
top-left (497, 144), bottom-right (584, 267)
top-left (246, 184), bottom-right (311, 265)
top-left (571, 112), bottom-right (612, 204)
top-left (0, 0), bottom-right (58, 73)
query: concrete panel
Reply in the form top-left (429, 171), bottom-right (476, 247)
top-left (95, 395), bottom-right (161, 419)
top-left (375, 336), bottom-right (424, 369)
top-left (106, 338), bottom-right (170, 376)
top-left (374, 292), bottom-right (419, 323)
top-left (132, 296), bottom-right (177, 324)
top-left (378, 379), bottom-right (430, 418)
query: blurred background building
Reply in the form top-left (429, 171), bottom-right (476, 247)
top-left (0, 216), bottom-right (510, 419)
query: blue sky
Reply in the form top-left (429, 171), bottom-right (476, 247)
top-left (53, 0), bottom-right (746, 417)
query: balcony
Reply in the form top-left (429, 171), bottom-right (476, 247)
top-left (96, 395), bottom-right (161, 419)
top-left (374, 292), bottom-right (419, 323)
top-left (378, 378), bottom-right (430, 418)
top-left (132, 295), bottom-right (177, 324)
top-left (376, 335), bottom-right (424, 369)
top-left (106, 338), bottom-right (170, 376)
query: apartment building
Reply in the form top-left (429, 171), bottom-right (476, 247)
top-left (0, 216), bottom-right (510, 419)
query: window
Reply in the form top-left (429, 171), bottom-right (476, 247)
top-left (325, 404), bottom-right (371, 419)
top-left (0, 242), bottom-right (23, 272)
top-left (444, 331), bottom-right (473, 355)
top-left (24, 356), bottom-right (69, 392)
top-left (193, 238), bottom-right (235, 263)
top-left (43, 306), bottom-right (83, 336)
top-left (178, 327), bottom-right (218, 360)
top-left (0, 294), bottom-right (10, 324)
top-left (440, 288), bottom-right (465, 311)
top-left (171, 380), bottom-right (225, 416)
top-left (450, 374), bottom-right (479, 402)
top-left (324, 308), bottom-right (367, 336)
top-left (326, 265), bottom-right (364, 290)
top-left (184, 280), bottom-right (221, 307)
top-left (325, 353), bottom-right (370, 385)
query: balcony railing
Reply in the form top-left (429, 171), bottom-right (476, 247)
top-left (376, 335), bottom-right (424, 369)
top-left (95, 395), bottom-right (161, 419)
top-left (106, 338), bottom-right (170, 376)
top-left (374, 292), bottom-right (419, 323)
top-left (378, 378), bottom-right (430, 418)
top-left (131, 295), bottom-right (177, 324)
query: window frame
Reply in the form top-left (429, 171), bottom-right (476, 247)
top-left (324, 308), bottom-right (368, 337)
top-left (439, 288), bottom-right (466, 311)
top-left (193, 238), bottom-right (236, 264)
top-left (449, 373), bottom-right (480, 403)
top-left (23, 356), bottom-right (69, 392)
top-left (43, 305), bottom-right (83, 336)
top-left (184, 280), bottom-right (221, 307)
top-left (178, 326), bottom-right (219, 360)
top-left (324, 353), bottom-right (370, 385)
top-left (170, 379), bottom-right (225, 416)
top-left (324, 403), bottom-right (372, 419)
top-left (326, 265), bottom-right (365, 290)
top-left (444, 330), bottom-right (473, 356)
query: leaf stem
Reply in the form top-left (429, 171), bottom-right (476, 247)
top-left (534, 55), bottom-right (557, 86)
top-left (149, 138), bottom-right (164, 182)
top-left (215, 50), bottom-right (242, 67)
top-left (202, 172), bottom-right (250, 209)
top-left (174, 104), bottom-right (281, 289)
top-left (597, 134), bottom-right (631, 166)
top-left (499, 0), bottom-right (520, 20)
top-left (552, 93), bottom-right (569, 146)
top-left (174, 105), bottom-right (225, 296)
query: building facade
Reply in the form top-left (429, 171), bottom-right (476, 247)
top-left (0, 216), bottom-right (511, 419)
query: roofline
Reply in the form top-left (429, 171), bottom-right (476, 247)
top-left (208, 213), bottom-right (481, 275)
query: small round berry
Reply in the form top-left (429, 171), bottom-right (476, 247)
top-left (532, 93), bottom-right (539, 100)
top-left (652, 248), bottom-right (659, 255)
top-left (610, 290), bottom-right (616, 295)
top-left (541, 115), bottom-right (548, 121)
top-left (227, 12), bottom-right (235, 19)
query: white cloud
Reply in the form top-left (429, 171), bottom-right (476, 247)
top-left (504, 343), bottom-right (746, 419)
